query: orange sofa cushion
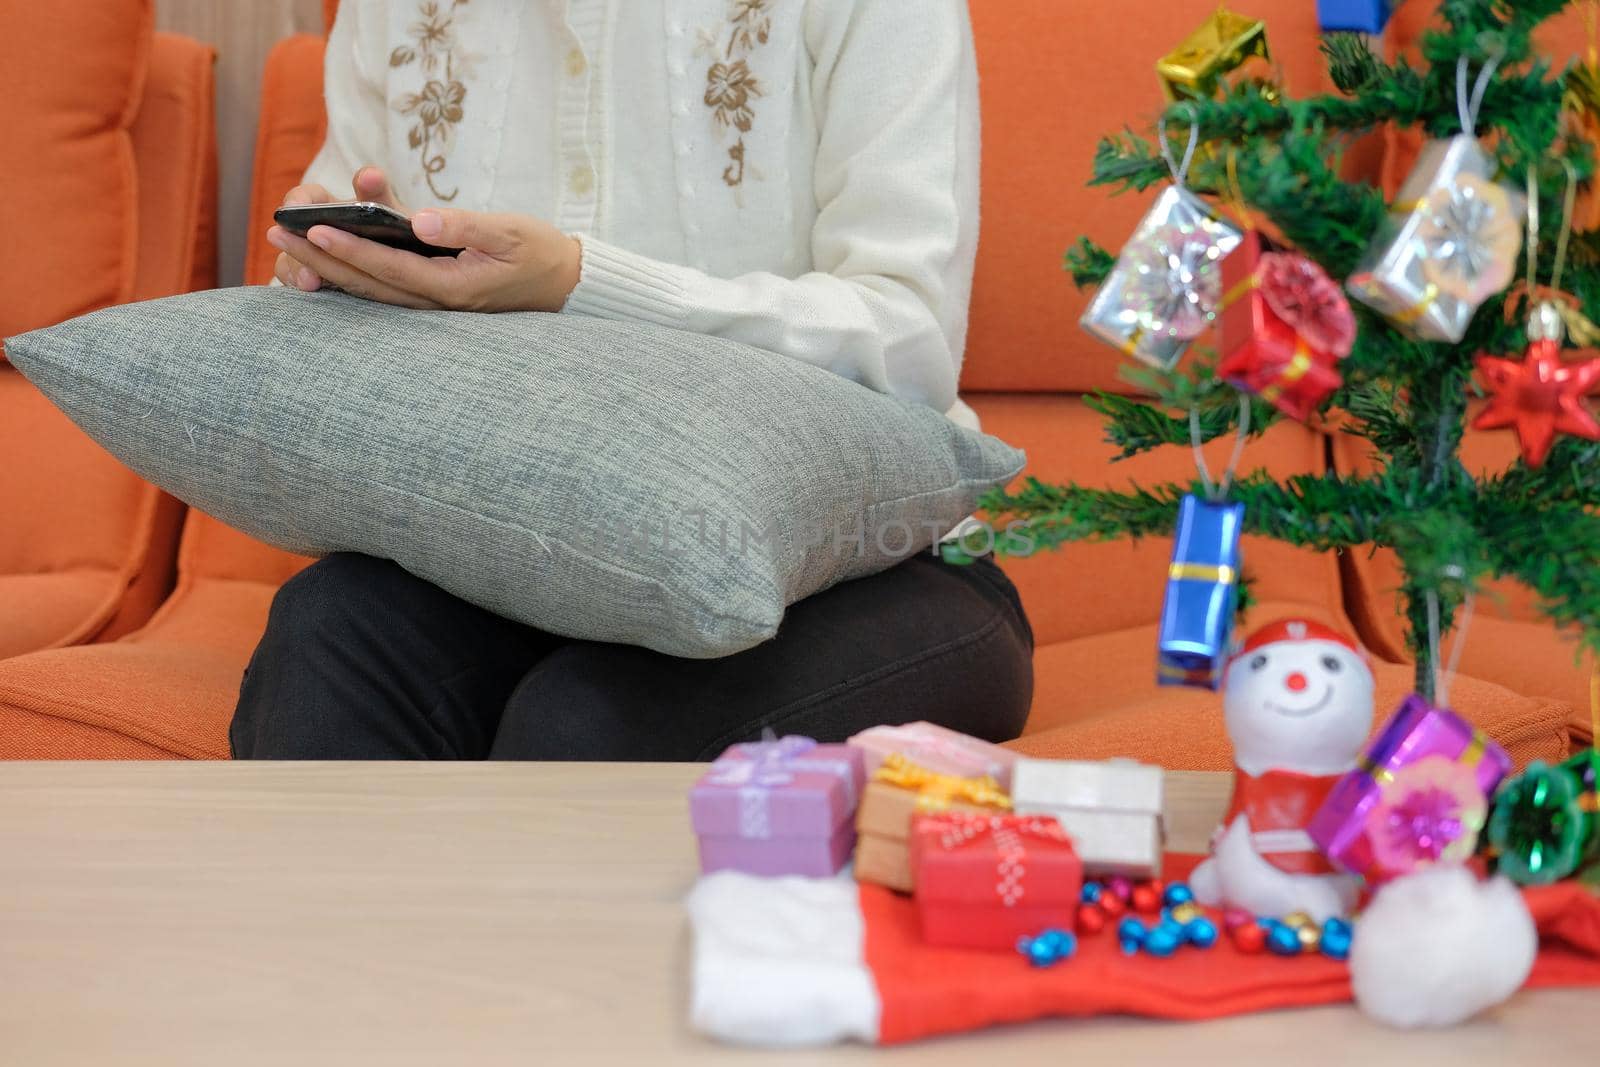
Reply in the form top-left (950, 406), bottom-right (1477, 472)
top-left (0, 372), bottom-right (184, 657)
top-left (963, 0), bottom-right (1335, 396)
top-left (1009, 662), bottom-right (1571, 773)
top-left (3, 1), bottom-right (153, 361)
top-left (0, 509), bottom-right (310, 759)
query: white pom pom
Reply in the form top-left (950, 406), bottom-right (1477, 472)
top-left (1350, 864), bottom-right (1537, 1028)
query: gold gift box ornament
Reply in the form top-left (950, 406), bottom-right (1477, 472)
top-left (854, 753), bottom-right (1011, 893)
top-left (1157, 6), bottom-right (1272, 101)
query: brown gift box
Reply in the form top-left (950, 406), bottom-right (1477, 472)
top-left (853, 777), bottom-right (1007, 893)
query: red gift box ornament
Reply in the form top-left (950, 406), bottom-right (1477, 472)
top-left (911, 812), bottom-right (1083, 951)
top-left (1217, 232), bottom-right (1352, 422)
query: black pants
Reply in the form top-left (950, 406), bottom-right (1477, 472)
top-left (230, 551), bottom-right (1034, 760)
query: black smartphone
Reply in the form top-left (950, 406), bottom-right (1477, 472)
top-left (272, 201), bottom-right (465, 258)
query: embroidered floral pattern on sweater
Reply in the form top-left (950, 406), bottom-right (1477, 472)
top-left (390, 0), bottom-right (471, 202)
top-left (702, 0), bottom-right (772, 189)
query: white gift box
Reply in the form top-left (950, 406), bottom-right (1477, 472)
top-left (1010, 758), bottom-right (1166, 879)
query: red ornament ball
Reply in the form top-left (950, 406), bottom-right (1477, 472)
top-left (1098, 892), bottom-right (1127, 919)
top-left (1222, 908), bottom-right (1254, 930)
top-left (1230, 922), bottom-right (1267, 955)
top-left (1131, 884), bottom-right (1163, 915)
top-left (1077, 903), bottom-right (1107, 936)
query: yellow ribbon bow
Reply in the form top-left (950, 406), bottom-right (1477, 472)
top-left (873, 752), bottom-right (1012, 812)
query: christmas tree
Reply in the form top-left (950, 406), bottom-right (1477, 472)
top-left (955, 0), bottom-right (1600, 701)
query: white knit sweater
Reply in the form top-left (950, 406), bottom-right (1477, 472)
top-left (302, 0), bottom-right (981, 427)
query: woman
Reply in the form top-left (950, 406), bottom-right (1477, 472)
top-left (231, 0), bottom-right (1033, 760)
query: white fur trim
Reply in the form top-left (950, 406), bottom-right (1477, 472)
top-left (686, 871), bottom-right (880, 1047)
top-left (1350, 865), bottom-right (1537, 1029)
top-left (1250, 828), bottom-right (1316, 854)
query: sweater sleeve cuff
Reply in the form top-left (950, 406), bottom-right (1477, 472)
top-left (559, 235), bottom-right (692, 328)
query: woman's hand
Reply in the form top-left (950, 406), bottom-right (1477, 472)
top-left (266, 166), bottom-right (583, 313)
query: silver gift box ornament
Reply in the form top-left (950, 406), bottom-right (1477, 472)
top-left (1346, 135), bottom-right (1524, 343)
top-left (1011, 757), bottom-right (1166, 879)
top-left (1080, 185), bottom-right (1244, 370)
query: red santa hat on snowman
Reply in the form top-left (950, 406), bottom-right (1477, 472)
top-left (1229, 616), bottom-right (1370, 666)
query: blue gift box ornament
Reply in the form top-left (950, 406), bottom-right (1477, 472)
top-left (1157, 494), bottom-right (1245, 690)
top-left (1316, 0), bottom-right (1392, 34)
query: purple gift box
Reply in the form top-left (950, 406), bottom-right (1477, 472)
top-left (689, 735), bottom-right (866, 878)
top-left (1308, 694), bottom-right (1511, 882)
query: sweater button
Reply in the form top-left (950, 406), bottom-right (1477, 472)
top-left (564, 49), bottom-right (587, 78)
top-left (569, 166), bottom-right (595, 196)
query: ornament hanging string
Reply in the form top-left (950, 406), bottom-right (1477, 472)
top-left (1188, 393), bottom-right (1251, 502)
top-left (1455, 53), bottom-right (1502, 137)
top-left (1548, 163), bottom-right (1578, 295)
top-left (1224, 148), bottom-right (1255, 230)
top-left (1158, 110), bottom-right (1202, 188)
top-left (1509, 162), bottom-right (1598, 345)
top-left (1424, 567), bottom-right (1475, 709)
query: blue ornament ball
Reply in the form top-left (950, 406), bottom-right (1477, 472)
top-left (1081, 882), bottom-right (1103, 904)
top-left (1025, 938), bottom-right (1058, 967)
top-left (1117, 917), bottom-right (1148, 945)
top-left (1163, 882), bottom-right (1195, 908)
top-left (1143, 926), bottom-right (1182, 958)
top-left (1039, 928), bottom-right (1072, 954)
top-left (1050, 930), bottom-right (1078, 960)
top-left (1319, 925), bottom-right (1352, 961)
top-left (1183, 917), bottom-right (1219, 948)
top-left (1266, 923), bottom-right (1302, 957)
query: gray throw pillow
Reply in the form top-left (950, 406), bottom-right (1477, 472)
top-left (5, 288), bottom-right (1023, 658)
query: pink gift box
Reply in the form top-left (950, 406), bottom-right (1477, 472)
top-left (690, 736), bottom-right (865, 878)
top-left (848, 722), bottom-right (1017, 790)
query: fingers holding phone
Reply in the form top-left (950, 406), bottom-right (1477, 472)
top-left (351, 167), bottom-right (408, 213)
top-left (270, 168), bottom-right (410, 291)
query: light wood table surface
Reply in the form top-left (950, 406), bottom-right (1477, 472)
top-left (0, 762), bottom-right (1586, 1065)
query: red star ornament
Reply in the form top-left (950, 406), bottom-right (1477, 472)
top-left (1472, 340), bottom-right (1600, 467)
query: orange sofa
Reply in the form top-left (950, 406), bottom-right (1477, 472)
top-left (0, 2), bottom-right (1586, 766)
top-left (2, 5), bottom-right (216, 662)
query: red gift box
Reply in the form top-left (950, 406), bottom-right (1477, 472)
top-left (910, 812), bottom-right (1082, 951)
top-left (1216, 231), bottom-right (1343, 422)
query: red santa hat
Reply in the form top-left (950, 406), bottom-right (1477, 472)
top-left (1232, 617), bottom-right (1367, 661)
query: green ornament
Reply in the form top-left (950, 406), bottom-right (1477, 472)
top-left (1563, 750), bottom-right (1600, 875)
top-left (1488, 760), bottom-right (1594, 885)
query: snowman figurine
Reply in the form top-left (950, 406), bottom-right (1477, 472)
top-left (1189, 618), bottom-right (1373, 922)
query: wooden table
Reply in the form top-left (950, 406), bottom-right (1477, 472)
top-left (0, 763), bottom-right (1586, 1065)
